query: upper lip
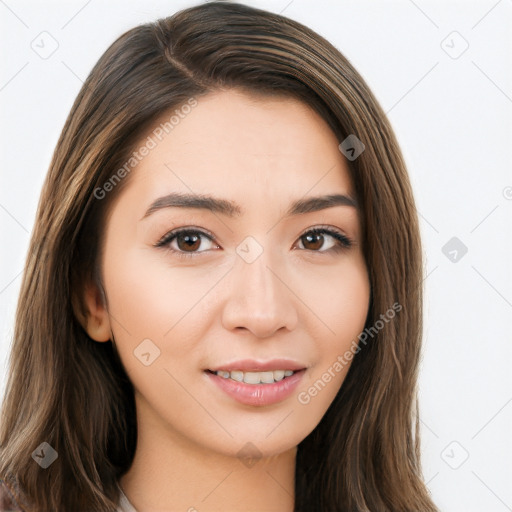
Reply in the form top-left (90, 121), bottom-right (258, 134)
top-left (207, 359), bottom-right (307, 372)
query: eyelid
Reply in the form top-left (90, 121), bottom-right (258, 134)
top-left (298, 225), bottom-right (354, 250)
top-left (155, 226), bottom-right (216, 248)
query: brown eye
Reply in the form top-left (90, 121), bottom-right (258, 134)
top-left (175, 232), bottom-right (202, 252)
top-left (300, 232), bottom-right (325, 251)
top-left (155, 226), bottom-right (352, 260)
top-left (297, 228), bottom-right (352, 252)
top-left (156, 228), bottom-right (218, 257)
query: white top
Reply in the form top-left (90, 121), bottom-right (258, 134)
top-left (117, 485), bottom-right (138, 512)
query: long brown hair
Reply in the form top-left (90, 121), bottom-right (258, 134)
top-left (0, 2), bottom-right (438, 511)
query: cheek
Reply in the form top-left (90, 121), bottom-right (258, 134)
top-left (295, 251), bottom-right (370, 342)
top-left (296, 254), bottom-right (370, 408)
top-left (103, 244), bottom-right (216, 337)
top-left (101, 246), bottom-right (220, 418)
top-left (102, 244), bottom-right (234, 381)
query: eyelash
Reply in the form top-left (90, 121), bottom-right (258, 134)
top-left (155, 225), bottom-right (353, 260)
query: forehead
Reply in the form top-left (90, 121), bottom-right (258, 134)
top-left (127, 89), bottom-right (355, 209)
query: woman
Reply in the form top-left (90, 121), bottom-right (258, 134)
top-left (0, 2), bottom-right (438, 511)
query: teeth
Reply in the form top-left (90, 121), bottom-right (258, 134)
top-left (214, 369), bottom-right (297, 384)
top-left (230, 370), bottom-right (244, 382)
top-left (244, 372), bottom-right (261, 384)
top-left (273, 370), bottom-right (285, 381)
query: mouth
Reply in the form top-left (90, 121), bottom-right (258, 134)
top-left (205, 368), bottom-right (306, 406)
top-left (205, 368), bottom-right (300, 385)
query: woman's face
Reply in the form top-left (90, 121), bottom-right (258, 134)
top-left (89, 89), bottom-right (370, 459)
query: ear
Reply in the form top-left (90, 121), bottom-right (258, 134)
top-left (83, 282), bottom-right (112, 342)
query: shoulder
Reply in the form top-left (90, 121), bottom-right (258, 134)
top-left (0, 478), bottom-right (25, 512)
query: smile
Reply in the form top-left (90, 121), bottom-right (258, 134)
top-left (211, 369), bottom-right (295, 384)
top-left (205, 369), bottom-right (306, 406)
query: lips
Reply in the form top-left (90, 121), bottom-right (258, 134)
top-left (207, 358), bottom-right (307, 373)
top-left (206, 368), bottom-right (306, 406)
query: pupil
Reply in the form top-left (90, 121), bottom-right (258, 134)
top-left (305, 233), bottom-right (322, 250)
top-left (178, 233), bottom-right (200, 251)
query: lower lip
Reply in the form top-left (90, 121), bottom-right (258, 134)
top-left (205, 369), bottom-right (305, 406)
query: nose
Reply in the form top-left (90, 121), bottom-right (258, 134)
top-left (221, 249), bottom-right (298, 338)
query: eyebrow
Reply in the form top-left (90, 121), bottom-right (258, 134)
top-left (141, 192), bottom-right (358, 220)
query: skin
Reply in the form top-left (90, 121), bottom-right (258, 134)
top-left (84, 89), bottom-right (370, 512)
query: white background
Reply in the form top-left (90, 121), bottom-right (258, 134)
top-left (1, 1), bottom-right (511, 511)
